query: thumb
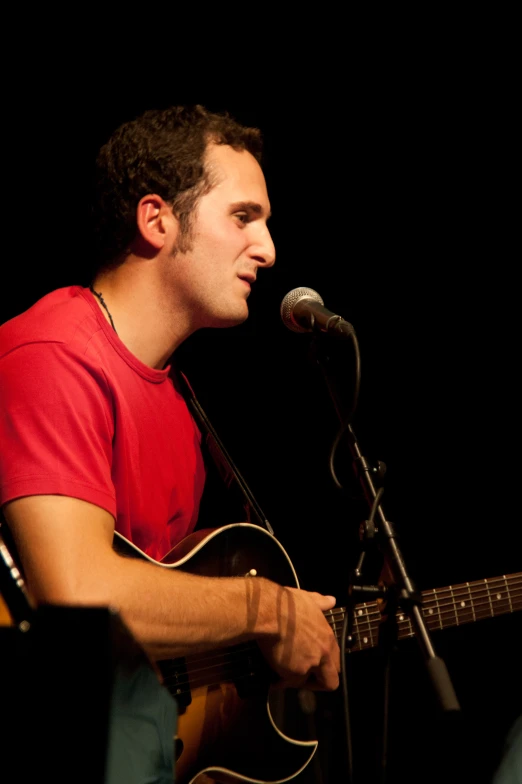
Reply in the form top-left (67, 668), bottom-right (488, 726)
top-left (310, 592), bottom-right (336, 611)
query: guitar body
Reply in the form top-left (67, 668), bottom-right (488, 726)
top-left (114, 523), bottom-right (318, 784)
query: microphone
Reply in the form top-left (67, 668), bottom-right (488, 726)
top-left (280, 287), bottom-right (355, 339)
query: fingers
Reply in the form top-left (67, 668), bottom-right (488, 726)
top-left (275, 656), bottom-right (340, 692)
top-left (309, 661), bottom-right (340, 692)
top-left (309, 619), bottom-right (341, 691)
top-left (308, 591), bottom-right (337, 612)
top-left (258, 583), bottom-right (341, 692)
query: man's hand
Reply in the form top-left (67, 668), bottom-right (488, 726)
top-left (257, 584), bottom-right (340, 691)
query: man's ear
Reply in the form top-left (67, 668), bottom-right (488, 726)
top-left (135, 194), bottom-right (179, 251)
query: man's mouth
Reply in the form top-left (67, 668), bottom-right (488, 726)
top-left (238, 274), bottom-right (256, 291)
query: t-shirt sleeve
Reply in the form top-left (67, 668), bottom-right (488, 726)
top-left (0, 341), bottom-right (117, 517)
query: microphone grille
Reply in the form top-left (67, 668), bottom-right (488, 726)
top-left (280, 287), bottom-right (324, 333)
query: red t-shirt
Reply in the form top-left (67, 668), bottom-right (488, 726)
top-left (0, 286), bottom-right (206, 560)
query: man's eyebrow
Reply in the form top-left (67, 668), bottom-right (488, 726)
top-left (230, 201), bottom-right (272, 219)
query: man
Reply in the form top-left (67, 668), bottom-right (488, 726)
top-left (0, 105), bottom-right (340, 781)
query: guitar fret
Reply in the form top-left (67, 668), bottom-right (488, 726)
top-left (353, 603), bottom-right (375, 648)
top-left (504, 576), bottom-right (513, 612)
top-left (327, 608), bottom-right (340, 640)
top-left (354, 602), bottom-right (372, 649)
top-left (485, 577), bottom-right (514, 617)
top-left (485, 578), bottom-right (494, 617)
top-left (423, 598), bottom-right (437, 624)
top-left (449, 585), bottom-right (459, 626)
top-left (396, 610), bottom-right (413, 639)
top-left (352, 607), bottom-right (362, 645)
top-left (366, 604), bottom-right (375, 647)
top-left (467, 582), bottom-right (476, 622)
top-left (451, 584), bottom-right (474, 625)
top-left (433, 587), bottom-right (443, 629)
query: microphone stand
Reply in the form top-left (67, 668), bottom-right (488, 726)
top-left (344, 422), bottom-right (461, 705)
top-left (309, 334), bottom-right (460, 782)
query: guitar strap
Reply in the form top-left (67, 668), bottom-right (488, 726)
top-left (176, 370), bottom-right (275, 536)
top-left (0, 519), bottom-right (34, 625)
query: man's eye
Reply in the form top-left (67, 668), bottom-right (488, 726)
top-left (235, 213), bottom-right (249, 225)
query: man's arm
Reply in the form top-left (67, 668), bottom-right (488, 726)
top-left (3, 495), bottom-right (340, 690)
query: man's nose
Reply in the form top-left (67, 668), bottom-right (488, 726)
top-left (251, 226), bottom-right (276, 268)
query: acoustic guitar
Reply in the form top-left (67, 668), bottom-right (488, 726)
top-left (1, 523), bottom-right (520, 783)
top-left (111, 523), bottom-right (522, 784)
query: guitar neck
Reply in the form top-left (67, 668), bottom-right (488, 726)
top-left (327, 572), bottom-right (522, 652)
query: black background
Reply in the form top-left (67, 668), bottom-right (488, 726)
top-left (1, 25), bottom-right (519, 784)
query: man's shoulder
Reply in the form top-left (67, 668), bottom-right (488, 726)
top-left (0, 286), bottom-right (99, 359)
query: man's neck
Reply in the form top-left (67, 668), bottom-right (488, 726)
top-left (91, 261), bottom-right (192, 369)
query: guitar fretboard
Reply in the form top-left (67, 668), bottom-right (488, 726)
top-left (326, 573), bottom-right (522, 652)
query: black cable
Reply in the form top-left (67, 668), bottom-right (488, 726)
top-left (328, 331), bottom-right (361, 490)
top-left (341, 486), bottom-right (385, 782)
top-left (341, 601), bottom-right (355, 783)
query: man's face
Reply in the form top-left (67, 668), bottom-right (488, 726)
top-left (168, 143), bottom-right (275, 330)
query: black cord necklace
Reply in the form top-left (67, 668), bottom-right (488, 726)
top-left (90, 285), bottom-right (118, 334)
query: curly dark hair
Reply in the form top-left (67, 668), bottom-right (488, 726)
top-left (92, 105), bottom-right (263, 269)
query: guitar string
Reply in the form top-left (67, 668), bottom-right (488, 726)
top-left (336, 575), bottom-right (522, 610)
top-left (160, 647), bottom-right (262, 677)
top-left (162, 592), bottom-right (522, 693)
top-left (167, 579), bottom-right (522, 678)
top-left (329, 577), bottom-right (522, 619)
top-left (162, 616), bottom-right (522, 696)
top-left (157, 578), bottom-right (522, 691)
top-left (112, 535), bottom-right (522, 686)
top-left (331, 594), bottom-right (522, 630)
top-left (325, 588), bottom-right (522, 641)
top-left (159, 587), bottom-right (522, 695)
top-left (158, 568), bottom-right (522, 693)
top-left (331, 591), bottom-right (522, 634)
top-left (165, 669), bottom-right (270, 697)
top-left (166, 660), bottom-right (264, 686)
top-left (159, 640), bottom-right (255, 667)
top-left (327, 581), bottom-right (522, 623)
top-left (163, 595), bottom-right (522, 696)
top-left (348, 596), bottom-right (522, 651)
top-left (162, 581), bottom-right (522, 680)
top-left (13, 585), bottom-right (520, 700)
top-left (415, 576), bottom-right (522, 601)
top-left (160, 579), bottom-right (522, 692)
top-left (327, 590), bottom-right (522, 622)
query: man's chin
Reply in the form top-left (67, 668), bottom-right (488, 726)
top-left (209, 307), bottom-right (249, 329)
